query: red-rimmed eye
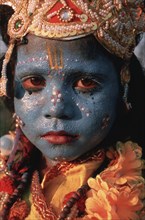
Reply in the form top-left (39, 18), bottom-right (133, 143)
top-left (74, 78), bottom-right (99, 91)
top-left (22, 76), bottom-right (46, 91)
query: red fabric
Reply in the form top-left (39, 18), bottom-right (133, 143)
top-left (0, 176), bottom-right (15, 194)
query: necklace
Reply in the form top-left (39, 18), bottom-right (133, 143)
top-left (31, 149), bottom-right (105, 220)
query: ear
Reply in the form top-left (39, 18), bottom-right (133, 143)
top-left (0, 28), bottom-right (7, 59)
top-left (134, 33), bottom-right (145, 73)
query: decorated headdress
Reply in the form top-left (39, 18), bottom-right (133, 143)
top-left (0, 0), bottom-right (145, 97)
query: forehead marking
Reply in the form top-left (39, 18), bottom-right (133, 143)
top-left (47, 46), bottom-right (64, 70)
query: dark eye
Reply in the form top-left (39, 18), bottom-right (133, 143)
top-left (22, 76), bottom-right (46, 91)
top-left (74, 78), bottom-right (100, 92)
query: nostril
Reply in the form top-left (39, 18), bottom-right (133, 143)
top-left (61, 115), bottom-right (69, 120)
top-left (45, 114), bottom-right (51, 119)
top-left (44, 114), bottom-right (69, 120)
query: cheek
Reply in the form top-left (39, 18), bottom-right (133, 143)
top-left (14, 92), bottom-right (46, 122)
top-left (76, 87), bottom-right (119, 131)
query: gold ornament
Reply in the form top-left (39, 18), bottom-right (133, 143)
top-left (0, 0), bottom-right (145, 59)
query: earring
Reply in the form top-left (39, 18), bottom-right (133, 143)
top-left (120, 64), bottom-right (132, 111)
top-left (0, 42), bottom-right (15, 97)
top-left (101, 115), bottom-right (110, 130)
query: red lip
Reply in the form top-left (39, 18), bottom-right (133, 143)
top-left (41, 131), bottom-right (79, 144)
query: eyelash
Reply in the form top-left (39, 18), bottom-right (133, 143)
top-left (21, 75), bottom-right (46, 92)
top-left (73, 77), bottom-right (102, 93)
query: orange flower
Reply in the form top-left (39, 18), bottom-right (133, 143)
top-left (101, 141), bottom-right (144, 187)
top-left (112, 186), bottom-right (143, 220)
top-left (83, 142), bottom-right (145, 220)
top-left (85, 176), bottom-right (118, 220)
top-left (85, 175), bottom-right (143, 220)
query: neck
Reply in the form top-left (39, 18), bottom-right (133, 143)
top-left (39, 156), bottom-right (60, 179)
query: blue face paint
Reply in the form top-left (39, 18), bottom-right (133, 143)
top-left (14, 35), bottom-right (120, 161)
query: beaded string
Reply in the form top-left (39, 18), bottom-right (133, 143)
top-left (0, 41), bottom-right (15, 97)
top-left (58, 184), bottom-right (89, 220)
top-left (1, 172), bottom-right (29, 219)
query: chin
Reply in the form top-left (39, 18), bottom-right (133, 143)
top-left (45, 151), bottom-right (81, 162)
top-left (42, 147), bottom-right (85, 162)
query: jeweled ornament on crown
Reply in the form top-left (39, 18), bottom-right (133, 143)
top-left (14, 19), bottom-right (23, 31)
top-left (58, 6), bottom-right (74, 22)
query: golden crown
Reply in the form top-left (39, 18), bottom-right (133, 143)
top-left (0, 0), bottom-right (145, 96)
top-left (1, 0), bottom-right (145, 59)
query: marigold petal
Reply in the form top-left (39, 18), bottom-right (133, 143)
top-left (129, 196), bottom-right (139, 206)
top-left (115, 177), bottom-right (127, 185)
top-left (87, 178), bottom-right (99, 191)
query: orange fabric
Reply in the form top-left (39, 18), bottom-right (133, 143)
top-left (42, 159), bottom-right (102, 215)
top-left (26, 159), bottom-right (103, 219)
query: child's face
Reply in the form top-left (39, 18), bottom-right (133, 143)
top-left (14, 35), bottom-right (120, 161)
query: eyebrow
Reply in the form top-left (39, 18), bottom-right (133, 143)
top-left (64, 69), bottom-right (109, 82)
top-left (16, 55), bottom-right (48, 66)
top-left (15, 67), bottom-right (50, 79)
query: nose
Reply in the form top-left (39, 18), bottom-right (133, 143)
top-left (42, 88), bottom-right (74, 119)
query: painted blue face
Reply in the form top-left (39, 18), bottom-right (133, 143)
top-left (14, 35), bottom-right (120, 161)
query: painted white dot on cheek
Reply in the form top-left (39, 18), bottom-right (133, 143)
top-left (76, 101), bottom-right (92, 116)
top-left (58, 94), bottom-right (62, 98)
top-left (53, 91), bottom-right (57, 95)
